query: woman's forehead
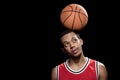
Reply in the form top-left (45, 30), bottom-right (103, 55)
top-left (61, 32), bottom-right (77, 41)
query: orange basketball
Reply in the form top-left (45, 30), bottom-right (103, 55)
top-left (60, 3), bottom-right (88, 31)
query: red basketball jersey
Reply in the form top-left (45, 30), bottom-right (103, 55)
top-left (56, 57), bottom-right (99, 80)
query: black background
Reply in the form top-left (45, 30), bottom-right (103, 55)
top-left (43, 0), bottom-right (117, 80)
top-left (3, 0), bottom-right (119, 79)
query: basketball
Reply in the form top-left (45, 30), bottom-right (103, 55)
top-left (60, 3), bottom-right (88, 31)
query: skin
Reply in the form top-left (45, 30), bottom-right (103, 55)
top-left (51, 31), bottom-right (108, 80)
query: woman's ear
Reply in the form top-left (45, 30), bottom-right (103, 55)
top-left (80, 38), bottom-right (83, 45)
top-left (62, 48), bottom-right (67, 54)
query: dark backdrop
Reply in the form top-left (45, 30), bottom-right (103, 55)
top-left (6, 0), bottom-right (119, 79)
top-left (44, 0), bottom-right (117, 80)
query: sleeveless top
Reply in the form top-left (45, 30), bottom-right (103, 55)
top-left (56, 57), bottom-right (99, 80)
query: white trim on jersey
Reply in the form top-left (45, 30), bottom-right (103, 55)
top-left (64, 57), bottom-right (90, 74)
top-left (95, 60), bottom-right (99, 80)
top-left (56, 66), bottom-right (59, 80)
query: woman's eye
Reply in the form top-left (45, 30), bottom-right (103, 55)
top-left (64, 42), bottom-right (69, 47)
top-left (72, 38), bottom-right (77, 43)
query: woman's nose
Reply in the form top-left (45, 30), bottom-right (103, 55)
top-left (70, 43), bottom-right (75, 49)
